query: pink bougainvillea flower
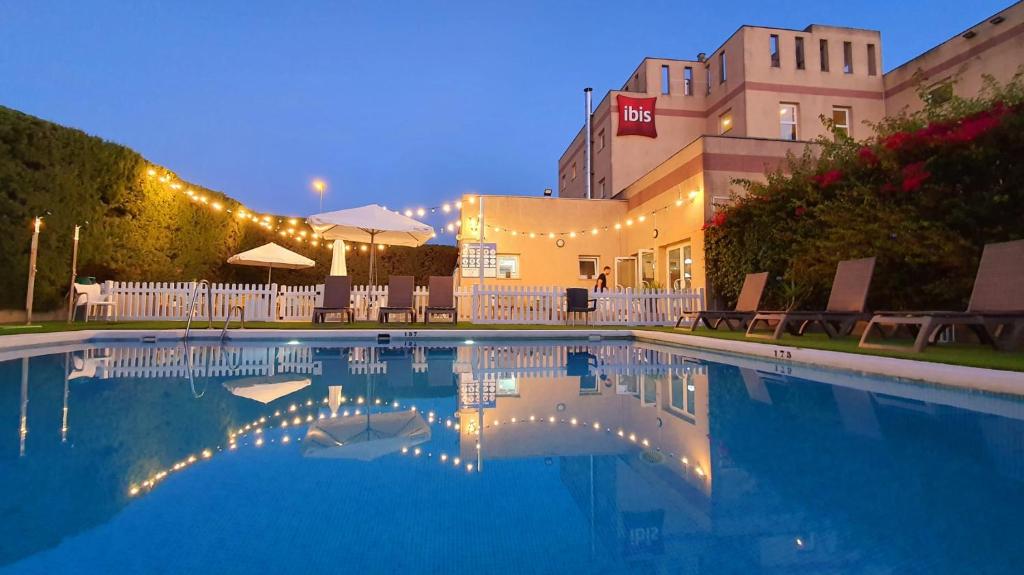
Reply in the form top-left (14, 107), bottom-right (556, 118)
top-left (811, 169), bottom-right (843, 189)
top-left (794, 206), bottom-right (807, 217)
top-left (857, 146), bottom-right (880, 166)
top-left (901, 161), bottom-right (930, 192)
top-left (883, 132), bottom-right (913, 151)
top-left (944, 115), bottom-right (1002, 143)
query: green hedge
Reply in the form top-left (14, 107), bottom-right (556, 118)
top-left (0, 106), bottom-right (456, 311)
top-left (705, 74), bottom-right (1024, 311)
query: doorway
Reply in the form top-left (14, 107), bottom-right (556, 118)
top-left (667, 243), bottom-right (693, 290)
top-left (615, 257), bottom-right (637, 289)
top-left (639, 250), bottom-right (656, 289)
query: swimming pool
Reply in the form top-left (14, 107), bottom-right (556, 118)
top-left (2, 337), bottom-right (1022, 574)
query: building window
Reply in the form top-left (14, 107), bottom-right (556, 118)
top-left (571, 162), bottom-right (577, 181)
top-left (718, 51), bottom-right (727, 83)
top-left (843, 41), bottom-right (853, 74)
top-left (820, 39), bottom-right (829, 71)
top-left (684, 66), bottom-right (693, 96)
top-left (705, 66), bottom-right (712, 95)
top-left (867, 43), bottom-right (877, 76)
top-left (795, 37), bottom-right (805, 70)
top-left (833, 107), bottom-right (851, 138)
top-left (560, 172), bottom-right (566, 191)
top-left (779, 103), bottom-right (798, 140)
top-left (497, 254), bottom-right (520, 279)
top-left (770, 34), bottom-right (780, 67)
top-left (598, 178), bottom-right (606, 198)
top-left (719, 109), bottom-right (733, 134)
top-left (578, 256), bottom-right (600, 280)
top-left (925, 81), bottom-right (953, 106)
top-left (661, 64), bottom-right (670, 94)
top-left (597, 129), bottom-right (606, 151)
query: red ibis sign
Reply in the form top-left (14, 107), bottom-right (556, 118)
top-left (616, 95), bottom-right (657, 138)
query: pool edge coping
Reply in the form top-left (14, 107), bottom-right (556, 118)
top-left (0, 328), bottom-right (1021, 395)
top-left (631, 330), bottom-right (1024, 395)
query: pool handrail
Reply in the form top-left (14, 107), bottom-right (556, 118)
top-left (184, 279), bottom-right (213, 340)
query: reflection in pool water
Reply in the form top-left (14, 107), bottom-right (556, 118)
top-left (1, 339), bottom-right (1023, 574)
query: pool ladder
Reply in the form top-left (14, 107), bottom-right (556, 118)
top-left (220, 304), bottom-right (245, 341)
top-left (183, 280), bottom-right (213, 341)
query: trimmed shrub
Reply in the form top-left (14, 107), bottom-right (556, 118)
top-left (0, 106), bottom-right (456, 311)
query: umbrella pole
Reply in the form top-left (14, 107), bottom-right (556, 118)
top-left (267, 266), bottom-right (273, 285)
top-left (368, 231), bottom-right (378, 286)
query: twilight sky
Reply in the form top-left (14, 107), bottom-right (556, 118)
top-left (0, 0), bottom-right (1010, 240)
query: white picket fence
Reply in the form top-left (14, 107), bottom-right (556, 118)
top-left (469, 285), bottom-right (705, 326)
top-left (103, 281), bottom-right (703, 326)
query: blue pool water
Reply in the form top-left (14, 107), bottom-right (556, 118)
top-left (1, 337), bottom-right (1023, 574)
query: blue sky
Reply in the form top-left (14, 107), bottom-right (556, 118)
top-left (1, 0), bottom-right (1011, 240)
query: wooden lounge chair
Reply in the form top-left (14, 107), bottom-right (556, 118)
top-left (565, 288), bottom-right (597, 325)
top-left (379, 275), bottom-right (416, 323)
top-left (312, 276), bottom-right (353, 323)
top-left (746, 257), bottom-right (876, 340)
top-left (678, 271), bottom-right (768, 330)
top-left (423, 276), bottom-right (457, 324)
top-left (859, 239), bottom-right (1024, 352)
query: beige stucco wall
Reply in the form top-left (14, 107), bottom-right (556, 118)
top-left (559, 22), bottom-right (892, 202)
top-left (740, 26), bottom-right (886, 141)
top-left (456, 195), bottom-right (628, 288)
top-left (884, 2), bottom-right (1024, 114)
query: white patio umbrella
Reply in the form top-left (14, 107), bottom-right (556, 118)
top-left (302, 410), bottom-right (432, 461)
top-left (223, 375), bottom-right (312, 404)
top-left (329, 240), bottom-right (347, 276)
top-left (307, 204), bottom-right (434, 285)
top-left (227, 242), bottom-right (316, 283)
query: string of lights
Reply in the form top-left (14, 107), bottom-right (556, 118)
top-left (150, 166), bottom-right (461, 247)
top-left (462, 190), bottom-right (702, 240)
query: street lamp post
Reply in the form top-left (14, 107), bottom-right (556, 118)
top-left (66, 224), bottom-right (82, 323)
top-left (313, 179), bottom-right (326, 212)
top-left (25, 217), bottom-right (41, 325)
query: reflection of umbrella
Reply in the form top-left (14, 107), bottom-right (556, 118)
top-left (223, 375), bottom-right (311, 404)
top-left (227, 242), bottom-right (316, 284)
top-left (307, 204), bottom-right (433, 285)
top-left (303, 410), bottom-right (431, 461)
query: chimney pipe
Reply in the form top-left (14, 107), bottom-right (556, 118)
top-left (584, 87), bottom-right (593, 200)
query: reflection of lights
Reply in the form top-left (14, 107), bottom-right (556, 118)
top-left (287, 340), bottom-right (301, 345)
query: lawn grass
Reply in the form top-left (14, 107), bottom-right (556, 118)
top-left (2, 320), bottom-right (1022, 372)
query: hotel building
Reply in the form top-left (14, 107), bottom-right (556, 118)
top-left (458, 2), bottom-right (1024, 300)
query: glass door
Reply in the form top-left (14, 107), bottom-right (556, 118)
top-left (615, 257), bottom-right (637, 289)
top-left (639, 250), bottom-right (656, 289)
top-left (667, 243), bottom-right (693, 290)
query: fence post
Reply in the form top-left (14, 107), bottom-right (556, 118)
top-left (270, 283), bottom-right (279, 322)
top-left (471, 284), bottom-right (478, 324)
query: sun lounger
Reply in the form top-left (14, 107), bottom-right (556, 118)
top-left (379, 275), bottom-right (416, 323)
top-left (312, 276), bottom-right (354, 323)
top-left (859, 239), bottom-right (1024, 352)
top-left (423, 276), bottom-right (457, 324)
top-left (679, 271), bottom-right (768, 330)
top-left (746, 257), bottom-right (876, 340)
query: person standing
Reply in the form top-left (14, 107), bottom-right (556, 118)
top-left (594, 266), bottom-right (611, 292)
